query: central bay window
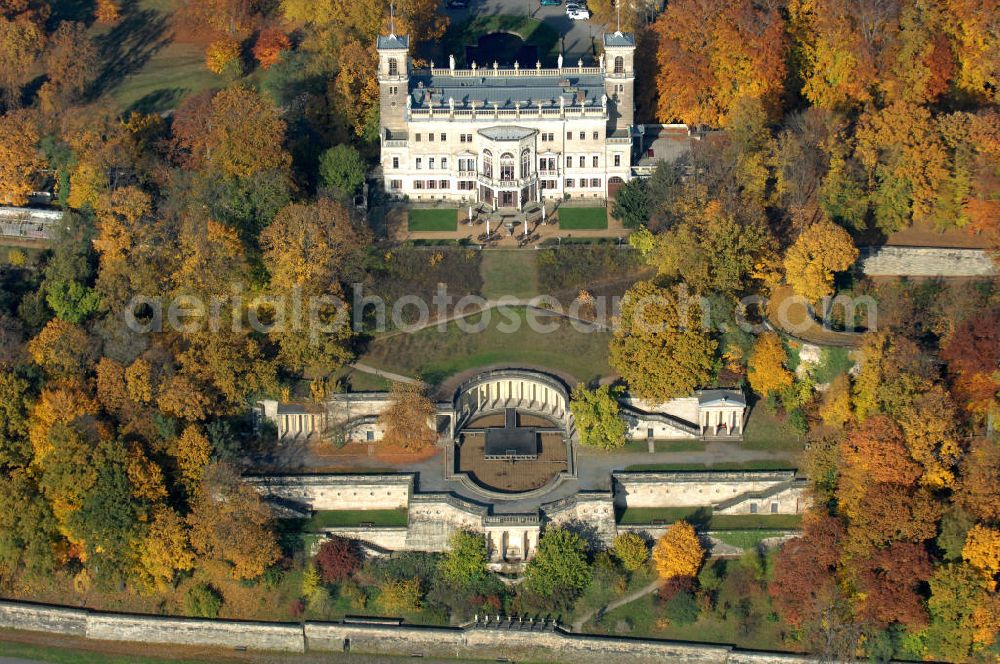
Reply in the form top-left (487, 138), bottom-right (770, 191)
top-left (500, 152), bottom-right (515, 181)
top-left (521, 149), bottom-right (531, 178)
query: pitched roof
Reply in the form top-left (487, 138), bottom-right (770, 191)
top-left (377, 34), bottom-right (409, 50)
top-left (697, 389), bottom-right (746, 408)
top-left (409, 72), bottom-right (606, 110)
top-left (603, 31), bottom-right (635, 48)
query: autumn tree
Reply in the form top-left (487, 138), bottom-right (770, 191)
top-left (854, 541), bottom-right (933, 629)
top-left (652, 0), bottom-right (786, 126)
top-left (138, 506), bottom-right (194, 592)
top-left (569, 384), bottom-right (626, 450)
top-left (613, 532), bottom-right (649, 572)
top-left (0, 16), bottom-right (44, 108)
top-left (963, 525), bottom-right (1000, 584)
top-left (652, 521), bottom-right (704, 581)
top-left (0, 369), bottom-right (32, 469)
top-left (315, 535), bottom-right (361, 582)
top-left (27, 319), bottom-right (98, 378)
top-left (0, 109), bottom-right (44, 205)
top-left (924, 563), bottom-right (995, 661)
top-left (94, 0), bottom-right (120, 24)
top-left (940, 308), bottom-right (1000, 418)
top-left (747, 332), bottom-right (793, 397)
top-left (205, 85), bottom-right (291, 179)
top-left (252, 28), bottom-right (290, 69)
top-left (379, 577), bottom-right (422, 613)
top-left (953, 438), bottom-right (1000, 523)
top-left (818, 374), bottom-right (852, 427)
top-left (172, 425), bottom-right (212, 492)
top-left (378, 382), bottom-right (436, 450)
top-left (187, 464), bottom-right (280, 580)
top-left (783, 219), bottom-right (858, 302)
top-left (205, 37), bottom-right (242, 76)
top-left (0, 470), bottom-right (60, 581)
top-left (38, 22), bottom-right (98, 112)
top-left (609, 281), bottom-right (717, 401)
top-left (769, 512), bottom-right (845, 627)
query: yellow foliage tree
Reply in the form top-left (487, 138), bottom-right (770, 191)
top-left (139, 506), bottom-right (195, 592)
top-left (95, 357), bottom-right (128, 413)
top-left (819, 373), bottom-right (852, 427)
top-left (125, 443), bottom-right (167, 502)
top-left (783, 219), bottom-right (858, 302)
top-left (27, 383), bottom-right (98, 463)
top-left (963, 525), bottom-right (1000, 588)
top-left (652, 521), bottom-right (704, 580)
top-left (379, 382), bottom-right (436, 450)
top-left (173, 425), bottom-right (212, 491)
top-left (747, 332), bottom-right (794, 397)
top-left (27, 319), bottom-right (97, 379)
top-left (206, 86), bottom-right (290, 179)
top-left (125, 358), bottom-right (154, 403)
top-left (205, 37), bottom-right (241, 75)
top-left (94, 0), bottom-right (120, 24)
top-left (0, 109), bottom-right (44, 205)
top-left (613, 532), bottom-right (649, 572)
top-left (379, 577), bottom-right (422, 613)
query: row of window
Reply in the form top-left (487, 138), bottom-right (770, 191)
top-left (414, 132), bottom-right (448, 142)
top-left (388, 179), bottom-right (604, 190)
top-left (391, 153), bottom-right (624, 172)
top-left (409, 130), bottom-right (606, 144)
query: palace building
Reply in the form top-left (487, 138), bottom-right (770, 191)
top-left (376, 31), bottom-right (637, 207)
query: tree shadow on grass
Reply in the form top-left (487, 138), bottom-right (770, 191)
top-left (126, 87), bottom-right (189, 114)
top-left (90, 4), bottom-right (172, 101)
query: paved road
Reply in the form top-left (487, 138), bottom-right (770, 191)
top-left (445, 0), bottom-right (608, 61)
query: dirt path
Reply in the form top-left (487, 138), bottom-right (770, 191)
top-left (766, 285), bottom-right (863, 348)
top-left (571, 580), bottom-right (661, 632)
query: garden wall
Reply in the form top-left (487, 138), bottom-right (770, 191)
top-left (245, 474), bottom-right (414, 511)
top-left (858, 246), bottom-right (996, 277)
top-left (320, 526), bottom-right (409, 551)
top-left (612, 471), bottom-right (800, 511)
top-left (0, 599), bottom-right (833, 662)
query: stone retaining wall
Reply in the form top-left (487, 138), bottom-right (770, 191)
top-left (612, 471), bottom-right (801, 512)
top-left (0, 599), bottom-right (829, 662)
top-left (859, 246), bottom-right (996, 277)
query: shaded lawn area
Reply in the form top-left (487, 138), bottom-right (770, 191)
top-left (481, 250), bottom-right (539, 299)
top-left (617, 507), bottom-right (802, 531)
top-left (623, 460), bottom-right (796, 472)
top-left (408, 208), bottom-right (459, 232)
top-left (588, 592), bottom-right (789, 652)
top-left (331, 367), bottom-right (392, 392)
top-left (442, 15), bottom-right (562, 65)
top-left (305, 508), bottom-right (409, 530)
top-left (0, 639), bottom-right (218, 664)
top-left (358, 307), bottom-right (613, 386)
top-left (741, 406), bottom-right (806, 452)
top-left (811, 346), bottom-right (855, 384)
top-left (712, 530), bottom-right (790, 549)
top-left (558, 207), bottom-right (608, 230)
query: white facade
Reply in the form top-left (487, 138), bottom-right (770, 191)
top-left (377, 32), bottom-right (637, 207)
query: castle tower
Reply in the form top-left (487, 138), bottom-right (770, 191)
top-left (603, 32), bottom-right (636, 133)
top-left (377, 33), bottom-right (410, 136)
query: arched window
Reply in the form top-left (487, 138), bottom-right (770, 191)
top-left (500, 152), bottom-right (515, 180)
top-left (482, 150), bottom-right (493, 179)
top-left (388, 58), bottom-right (398, 76)
top-left (520, 149), bottom-right (531, 178)
top-left (614, 56), bottom-right (624, 74)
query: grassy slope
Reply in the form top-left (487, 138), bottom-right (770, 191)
top-left (480, 250), bottom-right (539, 299)
top-left (358, 307), bottom-right (612, 385)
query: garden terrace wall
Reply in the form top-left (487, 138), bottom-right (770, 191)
top-left (245, 474), bottom-right (414, 511)
top-left (86, 614), bottom-right (305, 653)
top-left (612, 471), bottom-right (801, 511)
top-left (858, 246), bottom-right (996, 277)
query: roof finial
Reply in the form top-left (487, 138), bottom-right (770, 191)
top-left (616, 0), bottom-right (621, 34)
top-left (389, 0), bottom-right (396, 36)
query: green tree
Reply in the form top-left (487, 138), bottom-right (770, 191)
top-left (439, 530), bottom-right (488, 589)
top-left (185, 583), bottom-right (223, 618)
top-left (0, 470), bottom-right (60, 580)
top-left (0, 370), bottom-right (32, 469)
top-left (524, 527), bottom-right (592, 605)
top-left (318, 144), bottom-right (366, 200)
top-left (570, 384), bottom-right (627, 450)
top-left (45, 279), bottom-right (101, 324)
top-left (609, 281), bottom-right (717, 401)
top-left (612, 532), bottom-right (649, 572)
top-left (611, 178), bottom-right (651, 229)
top-left (924, 563), bottom-right (993, 661)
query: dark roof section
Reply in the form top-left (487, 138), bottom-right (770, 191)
top-left (603, 32), bottom-right (636, 48)
top-left (697, 389), bottom-right (746, 408)
top-left (377, 34), bottom-right (409, 50)
top-left (408, 72), bottom-right (606, 110)
top-left (484, 408), bottom-right (539, 458)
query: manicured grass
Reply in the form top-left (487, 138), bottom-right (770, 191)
top-left (358, 307), bottom-right (613, 386)
top-left (408, 208), bottom-right (459, 232)
top-left (332, 367), bottom-right (393, 392)
top-left (557, 207), bottom-right (609, 230)
top-left (480, 251), bottom-right (539, 299)
top-left (618, 507), bottom-right (802, 531)
top-left (0, 638), bottom-right (218, 664)
top-left (711, 530), bottom-right (789, 549)
top-left (623, 460), bottom-right (795, 472)
top-left (306, 508), bottom-right (409, 530)
top-left (111, 42), bottom-right (221, 113)
top-left (811, 346), bottom-right (855, 384)
top-left (618, 506), bottom-right (712, 526)
top-left (443, 15), bottom-right (562, 64)
top-left (710, 514), bottom-right (802, 530)
top-left (599, 439), bottom-right (706, 454)
top-left (741, 406), bottom-right (806, 452)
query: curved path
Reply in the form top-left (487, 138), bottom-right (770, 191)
top-left (571, 579), bottom-right (661, 632)
top-left (766, 285), bottom-right (863, 348)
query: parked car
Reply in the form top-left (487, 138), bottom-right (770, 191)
top-left (540, 0), bottom-right (561, 5)
top-left (567, 5), bottom-right (590, 18)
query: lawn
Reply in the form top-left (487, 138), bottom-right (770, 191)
top-left (480, 250), bottom-right (539, 299)
top-left (811, 346), bottom-right (855, 384)
top-left (408, 208), bottom-right (459, 232)
top-left (558, 207), bottom-right (609, 230)
top-left (0, 639), bottom-right (218, 664)
top-left (623, 460), bottom-right (795, 472)
top-left (358, 307), bottom-right (613, 386)
top-left (741, 406), bottom-right (806, 452)
top-left (712, 530), bottom-right (789, 549)
top-left (305, 508), bottom-right (409, 530)
top-left (617, 507), bottom-right (802, 531)
top-left (441, 15), bottom-right (562, 65)
top-left (331, 367), bottom-right (392, 392)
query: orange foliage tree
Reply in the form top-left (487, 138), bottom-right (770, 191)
top-left (252, 28), bottom-right (290, 69)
